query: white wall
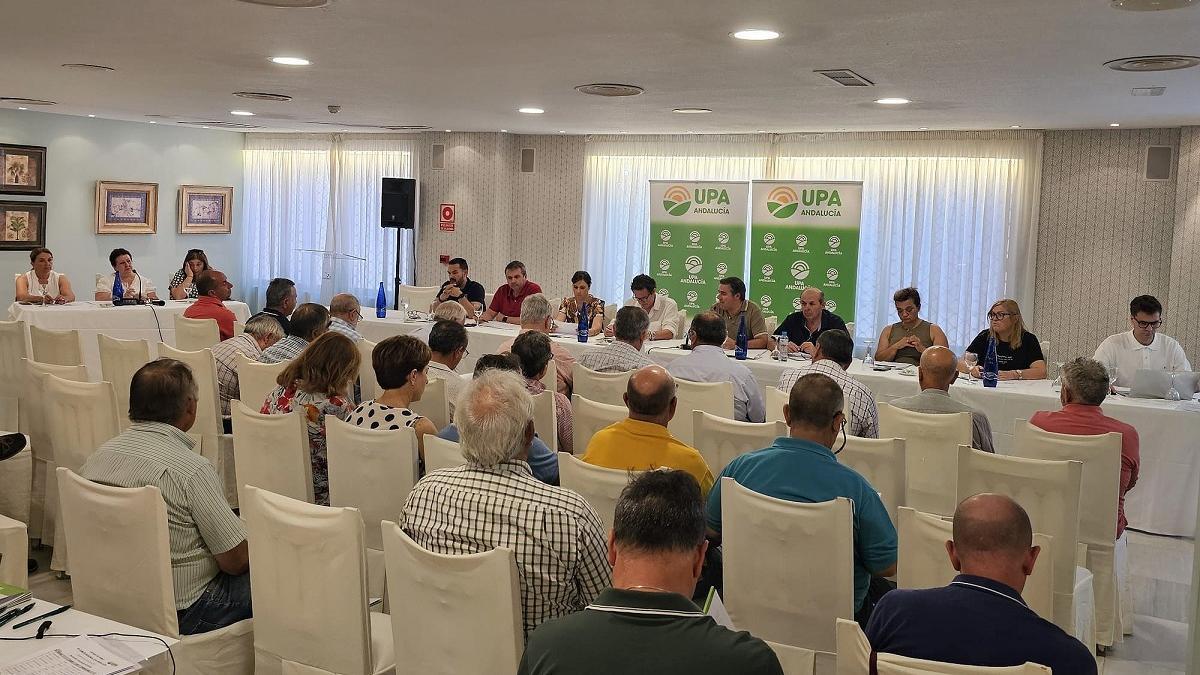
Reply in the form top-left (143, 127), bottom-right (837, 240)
top-left (0, 109), bottom-right (243, 301)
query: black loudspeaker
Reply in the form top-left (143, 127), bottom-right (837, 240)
top-left (381, 177), bottom-right (416, 229)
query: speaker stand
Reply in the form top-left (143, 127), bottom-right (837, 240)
top-left (393, 227), bottom-right (415, 311)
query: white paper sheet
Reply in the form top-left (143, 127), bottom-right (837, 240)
top-left (0, 636), bottom-right (140, 675)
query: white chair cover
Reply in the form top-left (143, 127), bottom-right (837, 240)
top-left (878, 655), bottom-right (1050, 674)
top-left (722, 478), bottom-right (854, 652)
top-left (159, 344), bottom-right (223, 461)
top-left (838, 436), bottom-right (906, 523)
top-left (765, 385), bottom-right (788, 424)
top-left (0, 513), bottom-right (28, 587)
top-left (571, 394), bottom-right (626, 454)
top-left (29, 325), bottom-right (82, 367)
top-left (557, 452), bottom-right (637, 531)
top-left (669, 379), bottom-right (733, 446)
top-left (235, 354), bottom-right (289, 414)
top-left (409, 376), bottom-right (448, 431)
top-left (56, 468), bottom-right (254, 675)
top-left (234, 320), bottom-right (246, 336)
top-left (0, 320), bottom-right (27, 399)
top-left (835, 617), bottom-right (871, 675)
top-left (878, 403), bottom-right (972, 517)
top-left (539, 359), bottom-right (557, 392)
top-left (175, 315), bottom-right (221, 351)
top-left (357, 339), bottom-right (379, 401)
top-left (398, 284), bottom-right (440, 312)
top-left (531, 389), bottom-right (557, 453)
top-left (382, 521), bottom-right (522, 675)
top-left (844, 322), bottom-right (855, 339)
top-left (573, 365), bottom-right (630, 406)
top-left (97, 335), bottom-right (151, 430)
top-left (21, 359), bottom-right (88, 542)
top-left (242, 486), bottom-right (393, 675)
top-left (423, 435), bottom-right (465, 473)
top-left (231, 401), bottom-right (313, 505)
top-left (766, 641), bottom-right (817, 675)
top-left (0, 431), bottom-right (31, 531)
top-left (692, 411), bottom-right (786, 476)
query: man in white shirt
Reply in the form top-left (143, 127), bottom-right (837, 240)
top-left (1093, 295), bottom-right (1192, 388)
top-left (778, 329), bottom-right (879, 438)
top-left (427, 319), bottom-right (468, 420)
top-left (666, 312), bottom-right (765, 423)
top-left (604, 275), bottom-right (684, 341)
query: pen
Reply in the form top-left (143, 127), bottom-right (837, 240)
top-left (0, 603), bottom-right (35, 628)
top-left (12, 604), bottom-right (71, 630)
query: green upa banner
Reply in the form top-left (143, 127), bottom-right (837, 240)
top-left (648, 181), bottom-right (749, 316)
top-left (748, 181), bottom-right (863, 323)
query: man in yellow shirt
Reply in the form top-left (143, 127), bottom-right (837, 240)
top-left (582, 365), bottom-right (715, 496)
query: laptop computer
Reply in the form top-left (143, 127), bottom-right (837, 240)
top-left (1129, 369), bottom-right (1199, 400)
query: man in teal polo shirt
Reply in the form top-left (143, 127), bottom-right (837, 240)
top-left (706, 372), bottom-right (897, 624)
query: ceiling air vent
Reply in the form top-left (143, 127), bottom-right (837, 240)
top-left (814, 69), bottom-right (874, 86)
top-left (1131, 87), bottom-right (1166, 96)
top-left (233, 91), bottom-right (293, 102)
top-left (1104, 55), bottom-right (1200, 72)
top-left (575, 83), bottom-right (645, 97)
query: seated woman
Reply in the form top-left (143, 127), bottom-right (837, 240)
top-left (94, 247), bottom-right (159, 301)
top-left (511, 330), bottom-right (573, 454)
top-left (554, 270), bottom-right (605, 336)
top-left (168, 249), bottom-right (210, 300)
top-left (260, 332), bottom-right (360, 506)
top-left (14, 247), bottom-right (75, 304)
top-left (960, 298), bottom-right (1047, 380)
top-left (874, 287), bottom-right (948, 366)
top-left (348, 335), bottom-right (438, 461)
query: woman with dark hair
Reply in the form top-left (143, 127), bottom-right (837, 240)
top-left (14, 247), bottom-right (74, 304)
top-left (349, 335), bottom-right (439, 460)
top-left (874, 287), bottom-right (948, 366)
top-left (555, 270), bottom-right (605, 336)
top-left (95, 248), bottom-right (158, 301)
top-left (169, 249), bottom-right (211, 300)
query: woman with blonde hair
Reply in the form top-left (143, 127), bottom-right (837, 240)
top-left (960, 298), bottom-right (1046, 380)
top-left (261, 331), bottom-right (361, 505)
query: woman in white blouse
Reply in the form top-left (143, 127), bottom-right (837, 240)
top-left (14, 247), bottom-right (75, 304)
top-left (94, 247), bottom-right (159, 301)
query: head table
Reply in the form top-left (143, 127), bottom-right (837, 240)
top-left (360, 312), bottom-right (1200, 537)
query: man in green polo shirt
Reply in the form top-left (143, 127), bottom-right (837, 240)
top-left (519, 470), bottom-right (782, 675)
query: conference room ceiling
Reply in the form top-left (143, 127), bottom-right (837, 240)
top-left (3, 0), bottom-right (1199, 134)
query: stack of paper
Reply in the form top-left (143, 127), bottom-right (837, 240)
top-left (0, 636), bottom-right (141, 675)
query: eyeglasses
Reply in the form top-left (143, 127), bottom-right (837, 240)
top-left (987, 312), bottom-right (1016, 321)
top-left (1133, 319), bottom-right (1163, 329)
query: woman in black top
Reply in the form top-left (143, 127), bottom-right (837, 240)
top-left (960, 298), bottom-right (1046, 380)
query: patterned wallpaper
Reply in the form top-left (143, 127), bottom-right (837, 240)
top-left (1032, 128), bottom-right (1180, 364)
top-left (1169, 128), bottom-right (1200, 357)
top-left (511, 135), bottom-right (586, 301)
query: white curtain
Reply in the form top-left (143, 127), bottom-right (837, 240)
top-left (242, 135), bottom-right (418, 309)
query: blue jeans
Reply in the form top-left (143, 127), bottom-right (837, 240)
top-left (177, 571), bottom-right (253, 635)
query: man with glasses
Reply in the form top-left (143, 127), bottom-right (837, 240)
top-left (327, 293), bottom-right (364, 342)
top-left (1093, 295), bottom-right (1191, 388)
top-left (604, 274), bottom-right (683, 341)
top-left (777, 329), bottom-right (879, 438)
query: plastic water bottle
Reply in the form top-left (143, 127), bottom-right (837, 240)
top-left (376, 282), bottom-right (387, 318)
top-left (776, 331), bottom-right (789, 361)
top-left (735, 314), bottom-right (748, 360)
top-left (577, 306), bottom-right (590, 343)
top-left (983, 334), bottom-right (1000, 388)
top-left (111, 274), bottom-right (124, 304)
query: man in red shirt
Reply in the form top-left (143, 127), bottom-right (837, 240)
top-left (480, 260), bottom-right (542, 325)
top-left (1030, 357), bottom-right (1139, 538)
top-left (183, 270), bottom-right (237, 340)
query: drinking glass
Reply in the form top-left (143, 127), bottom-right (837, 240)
top-left (862, 339), bottom-right (876, 367)
top-left (1106, 363), bottom-right (1120, 392)
top-left (400, 297), bottom-right (410, 320)
top-left (1050, 361), bottom-right (1065, 391)
top-left (964, 352), bottom-right (978, 383)
top-left (1166, 386), bottom-right (1182, 401)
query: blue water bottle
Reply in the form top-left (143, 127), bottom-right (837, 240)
top-left (735, 314), bottom-right (748, 360)
top-left (111, 273), bottom-right (124, 304)
top-left (577, 306), bottom-right (590, 343)
top-left (982, 334), bottom-right (999, 388)
top-left (376, 282), bottom-right (387, 318)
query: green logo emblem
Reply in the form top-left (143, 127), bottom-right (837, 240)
top-left (663, 185), bottom-right (692, 217)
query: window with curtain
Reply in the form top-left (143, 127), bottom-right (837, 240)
top-left (242, 135), bottom-right (418, 309)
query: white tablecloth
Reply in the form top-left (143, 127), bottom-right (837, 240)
top-left (9, 300), bottom-right (251, 379)
top-left (0, 597), bottom-right (176, 668)
top-left (360, 313), bottom-right (1200, 536)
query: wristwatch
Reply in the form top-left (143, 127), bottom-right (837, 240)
top-left (1016, 369), bottom-right (1023, 380)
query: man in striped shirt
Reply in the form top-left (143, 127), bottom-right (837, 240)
top-left (578, 306), bottom-right (655, 374)
top-left (81, 359), bottom-right (251, 635)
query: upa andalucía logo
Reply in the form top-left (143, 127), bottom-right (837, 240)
top-left (793, 297), bottom-right (805, 311)
top-left (716, 262), bottom-right (729, 276)
top-left (761, 263), bottom-right (774, 278)
top-left (685, 256), bottom-right (704, 275)
top-left (767, 186), bottom-right (799, 219)
top-left (688, 230), bottom-right (701, 245)
top-left (826, 267), bottom-right (839, 282)
top-left (763, 232), bottom-right (776, 247)
top-left (826, 299), bottom-right (838, 312)
top-left (659, 229), bottom-right (672, 243)
top-left (662, 185), bottom-right (692, 217)
top-left (828, 235), bottom-right (841, 250)
top-left (686, 290), bottom-right (699, 304)
top-left (795, 234), bottom-right (808, 248)
top-left (760, 295), bottom-right (773, 309)
top-left (790, 260), bottom-right (810, 281)
top-left (658, 259), bottom-right (671, 272)
top-left (717, 232), bottom-right (730, 247)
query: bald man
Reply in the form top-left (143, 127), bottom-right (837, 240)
top-left (889, 346), bottom-right (994, 453)
top-left (581, 365), bottom-right (714, 496)
top-left (867, 494), bottom-right (1095, 674)
top-left (771, 287), bottom-right (848, 356)
top-left (328, 293), bottom-right (364, 342)
top-left (182, 269), bottom-right (236, 340)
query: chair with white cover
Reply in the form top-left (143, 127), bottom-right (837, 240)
top-left (765, 386), bottom-right (789, 424)
top-left (357, 338), bottom-right (379, 401)
top-left (327, 417), bottom-right (419, 599)
top-left (572, 365), bottom-right (630, 407)
top-left (722, 478), bottom-right (853, 652)
top-left (834, 619), bottom-right (1051, 675)
top-left (235, 353), bottom-right (289, 413)
top-left (235, 320), bottom-right (246, 335)
top-left (844, 322), bottom-right (855, 339)
top-left (668, 379), bottom-right (733, 446)
top-left (175, 315), bottom-right (221, 351)
top-left (409, 376), bottom-right (448, 431)
top-left (29, 325), bottom-right (83, 366)
top-left (423, 435), bottom-right (465, 473)
top-left (539, 359), bottom-right (557, 392)
top-left (878, 403), bottom-right (971, 517)
top-left (242, 485), bottom-right (394, 675)
top-left (56, 468), bottom-right (254, 675)
top-left (0, 320), bottom-right (26, 398)
top-left (398, 285), bottom-right (440, 312)
top-left (98, 335), bottom-right (151, 430)
top-left (1013, 421), bottom-right (1123, 646)
top-left (0, 513), bottom-right (28, 587)
top-left (766, 641), bottom-right (817, 675)
top-left (571, 394), bottom-right (626, 454)
top-left (558, 452), bottom-right (639, 531)
top-left (159, 344), bottom-right (223, 464)
top-left (21, 359), bottom-right (88, 543)
top-left (838, 437), bottom-right (906, 523)
top-left (231, 401), bottom-right (313, 506)
top-left (382, 521), bottom-right (522, 675)
top-left (692, 411), bottom-right (786, 476)
top-left (531, 389), bottom-right (558, 452)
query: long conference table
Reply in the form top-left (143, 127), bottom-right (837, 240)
top-left (360, 313), bottom-right (1200, 538)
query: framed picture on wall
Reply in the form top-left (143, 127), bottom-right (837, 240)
top-left (0, 200), bottom-right (47, 250)
top-left (178, 185), bottom-right (233, 234)
top-left (1, 144), bottom-right (47, 196)
top-left (96, 180), bottom-right (158, 234)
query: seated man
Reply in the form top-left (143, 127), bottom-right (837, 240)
top-left (212, 315), bottom-right (284, 416)
top-left (889, 346), bottom-right (994, 453)
top-left (867, 493), bottom-right (1096, 674)
top-left (519, 470), bottom-right (782, 675)
top-left (707, 373), bottom-right (896, 623)
top-left (579, 306), bottom-right (655, 373)
top-left (1094, 294), bottom-right (1191, 388)
top-left (432, 257), bottom-right (486, 317)
top-left (604, 274), bottom-right (684, 341)
top-left (480, 260), bottom-right (543, 325)
top-left (1032, 357), bottom-right (1139, 538)
top-left (182, 270), bottom-right (237, 340)
top-left (258, 303), bottom-right (329, 363)
top-left (666, 312), bottom-right (765, 423)
top-left (497, 293), bottom-right (575, 396)
top-left (249, 277), bottom-right (296, 334)
top-left (426, 320), bottom-right (469, 420)
top-left (710, 276), bottom-right (768, 349)
top-left (327, 293), bottom-right (364, 342)
top-left (583, 365), bottom-right (714, 496)
top-left (403, 368), bottom-right (609, 638)
top-left (771, 287), bottom-right (847, 356)
top-left (778, 330), bottom-right (878, 438)
top-left (81, 359), bottom-right (250, 635)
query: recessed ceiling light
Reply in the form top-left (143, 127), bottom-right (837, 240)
top-left (269, 56), bottom-right (310, 66)
top-left (1110, 122), bottom-right (1121, 127)
top-left (148, 120), bottom-right (156, 124)
top-left (875, 97), bottom-right (911, 105)
top-left (1104, 55), bottom-right (1200, 71)
top-left (230, 110), bottom-right (255, 116)
top-left (918, 127), bottom-right (929, 130)
top-left (87, 114), bottom-right (95, 118)
top-left (673, 108), bottom-right (712, 114)
top-left (558, 130), bottom-right (566, 133)
top-left (518, 107), bottom-right (544, 114)
top-left (575, 83), bottom-right (644, 97)
top-left (237, 0), bottom-right (329, 6)
top-left (444, 129), bottom-right (451, 132)
top-left (61, 63), bottom-right (115, 72)
top-left (201, 126), bottom-right (210, 129)
top-left (233, 91), bottom-right (293, 102)
top-left (1010, 125), bottom-right (1021, 129)
top-left (1111, 0), bottom-right (1196, 10)
top-left (731, 29), bottom-right (780, 41)
top-left (500, 129), bottom-right (508, 133)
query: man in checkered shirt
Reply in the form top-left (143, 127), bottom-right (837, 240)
top-left (400, 369), bottom-right (611, 638)
top-left (777, 329), bottom-right (879, 438)
top-left (578, 306), bottom-right (655, 374)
